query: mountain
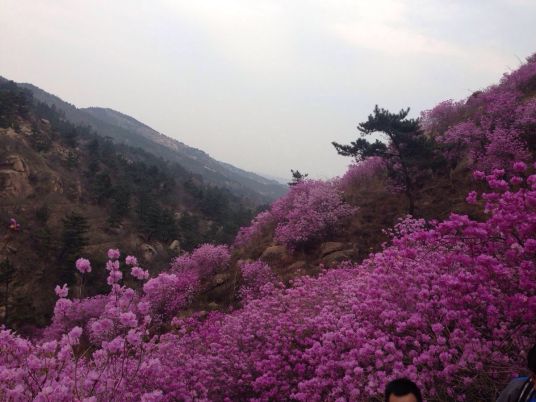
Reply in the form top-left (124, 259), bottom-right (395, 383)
top-left (16, 81), bottom-right (287, 203)
top-left (0, 79), bottom-right (257, 327)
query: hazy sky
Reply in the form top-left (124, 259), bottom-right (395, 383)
top-left (1, 0), bottom-right (536, 180)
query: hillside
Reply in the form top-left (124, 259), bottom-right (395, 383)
top-left (0, 80), bottom-right (257, 328)
top-left (14, 81), bottom-right (287, 204)
top-left (0, 55), bottom-right (535, 401)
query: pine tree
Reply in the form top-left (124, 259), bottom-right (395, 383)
top-left (288, 170), bottom-right (308, 186)
top-left (59, 212), bottom-right (89, 284)
top-left (332, 105), bottom-right (444, 215)
top-left (0, 258), bottom-right (15, 325)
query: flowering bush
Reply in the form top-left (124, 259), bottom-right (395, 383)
top-left (0, 162), bottom-right (534, 400)
top-left (43, 294), bottom-right (108, 341)
top-left (142, 271), bottom-right (198, 321)
top-left (271, 180), bottom-right (356, 249)
top-left (421, 54), bottom-right (536, 171)
top-left (234, 180), bottom-right (356, 250)
top-left (170, 243), bottom-right (230, 279)
top-left (234, 210), bottom-right (274, 248)
top-left (238, 260), bottom-right (280, 302)
top-left (339, 156), bottom-right (386, 190)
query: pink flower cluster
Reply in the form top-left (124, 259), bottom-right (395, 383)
top-left (234, 210), bottom-right (274, 248)
top-left (170, 243), bottom-right (230, 278)
top-left (234, 181), bottom-right (356, 250)
top-left (125, 255), bottom-right (149, 280)
top-left (75, 258), bottom-right (92, 273)
top-left (8, 218), bottom-right (20, 231)
top-left (238, 260), bottom-right (280, 302)
top-left (271, 180), bottom-right (356, 249)
top-left (421, 53), bottom-right (536, 171)
top-left (339, 156), bottom-right (386, 189)
top-left (142, 271), bottom-right (198, 321)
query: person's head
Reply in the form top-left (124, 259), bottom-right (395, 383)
top-left (384, 378), bottom-right (423, 402)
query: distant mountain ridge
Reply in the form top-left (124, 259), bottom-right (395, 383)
top-left (14, 80), bottom-right (286, 203)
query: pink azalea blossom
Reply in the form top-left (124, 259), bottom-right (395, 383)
top-left (75, 258), bottom-right (92, 273)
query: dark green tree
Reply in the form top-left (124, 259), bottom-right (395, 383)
top-left (93, 172), bottom-right (113, 204)
top-left (136, 195), bottom-right (178, 242)
top-left (0, 258), bottom-right (15, 325)
top-left (35, 204), bottom-right (50, 223)
top-left (178, 212), bottom-right (202, 251)
top-left (0, 81), bottom-right (30, 128)
top-left (289, 169), bottom-right (309, 186)
top-left (59, 212), bottom-right (89, 284)
top-left (60, 127), bottom-right (78, 148)
top-left (108, 185), bottom-right (131, 227)
top-left (332, 106), bottom-right (444, 215)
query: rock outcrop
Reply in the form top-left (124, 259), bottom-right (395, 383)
top-left (0, 155), bottom-right (31, 198)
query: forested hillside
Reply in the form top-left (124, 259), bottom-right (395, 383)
top-left (0, 80), bottom-right (257, 328)
top-left (16, 81), bottom-right (287, 203)
top-left (0, 54), bottom-right (535, 401)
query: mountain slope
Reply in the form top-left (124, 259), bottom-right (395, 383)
top-left (16, 81), bottom-right (286, 203)
top-left (0, 80), bottom-right (256, 328)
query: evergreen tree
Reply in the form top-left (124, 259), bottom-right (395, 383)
top-left (136, 195), bottom-right (178, 242)
top-left (108, 185), bottom-right (130, 227)
top-left (0, 259), bottom-right (15, 325)
top-left (0, 81), bottom-right (30, 128)
top-left (93, 172), bottom-right (113, 204)
top-left (332, 106), bottom-right (444, 214)
top-left (59, 212), bottom-right (89, 284)
top-left (178, 212), bottom-right (202, 251)
top-left (289, 169), bottom-right (309, 186)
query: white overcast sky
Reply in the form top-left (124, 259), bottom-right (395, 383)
top-left (1, 0), bottom-right (535, 180)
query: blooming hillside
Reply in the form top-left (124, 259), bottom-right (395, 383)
top-left (1, 162), bottom-right (534, 401)
top-left (421, 53), bottom-right (536, 171)
top-left (1, 56), bottom-right (536, 401)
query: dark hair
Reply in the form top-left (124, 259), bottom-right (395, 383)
top-left (528, 344), bottom-right (536, 373)
top-left (384, 378), bottom-right (423, 402)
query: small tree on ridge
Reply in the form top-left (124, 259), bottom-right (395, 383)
top-left (332, 105), bottom-right (444, 214)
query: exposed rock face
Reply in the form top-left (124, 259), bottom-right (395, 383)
top-left (212, 273), bottom-right (230, 287)
top-left (260, 245), bottom-right (288, 263)
top-left (206, 272), bottom-right (235, 303)
top-left (140, 243), bottom-right (157, 261)
top-left (50, 175), bottom-right (64, 193)
top-left (7, 155), bottom-right (26, 172)
top-left (321, 249), bottom-right (354, 266)
top-left (169, 240), bottom-right (180, 253)
top-left (0, 155), bottom-right (31, 198)
top-left (319, 242), bottom-right (345, 257)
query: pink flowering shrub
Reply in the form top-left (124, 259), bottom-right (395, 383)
top-left (43, 295), bottom-right (108, 341)
top-left (170, 243), bottom-right (230, 279)
top-left (0, 164), bottom-right (535, 400)
top-left (142, 271), bottom-right (198, 321)
top-left (238, 260), bottom-right (280, 302)
top-left (421, 54), bottom-right (536, 171)
top-left (419, 99), bottom-right (465, 135)
top-left (271, 180), bottom-right (356, 249)
top-left (383, 215), bottom-right (429, 241)
top-left (339, 156), bottom-right (386, 190)
top-left (234, 210), bottom-right (274, 248)
top-left (234, 181), bottom-right (356, 250)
